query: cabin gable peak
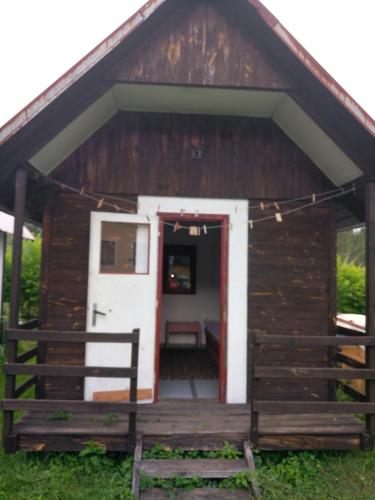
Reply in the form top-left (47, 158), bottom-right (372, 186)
top-left (106, 0), bottom-right (295, 91)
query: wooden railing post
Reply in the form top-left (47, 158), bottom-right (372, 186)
top-left (2, 167), bottom-right (27, 453)
top-left (366, 182), bottom-right (375, 446)
top-left (2, 338), bottom-right (17, 452)
top-left (128, 329), bottom-right (140, 451)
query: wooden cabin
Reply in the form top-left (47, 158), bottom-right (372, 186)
top-left (1, 0), bottom-right (375, 454)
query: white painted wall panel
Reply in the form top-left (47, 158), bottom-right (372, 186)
top-left (139, 196), bottom-right (249, 404)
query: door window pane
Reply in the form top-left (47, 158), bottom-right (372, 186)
top-left (100, 222), bottom-right (149, 274)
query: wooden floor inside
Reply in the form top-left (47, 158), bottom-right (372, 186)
top-left (13, 400), bottom-right (366, 452)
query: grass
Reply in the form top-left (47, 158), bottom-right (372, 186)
top-left (1, 344), bottom-right (375, 499)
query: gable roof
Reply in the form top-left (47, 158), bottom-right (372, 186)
top-left (0, 0), bottom-right (374, 189)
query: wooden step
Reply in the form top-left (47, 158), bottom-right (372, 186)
top-left (133, 439), bottom-right (261, 499)
top-left (140, 458), bottom-right (249, 479)
top-left (140, 488), bottom-right (251, 499)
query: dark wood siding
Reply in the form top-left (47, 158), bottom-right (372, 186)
top-left (107, 0), bottom-right (295, 90)
top-left (55, 111), bottom-right (331, 198)
top-left (249, 205), bottom-right (332, 401)
top-left (47, 112), bottom-right (333, 401)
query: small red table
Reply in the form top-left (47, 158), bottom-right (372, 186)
top-left (165, 321), bottom-right (202, 348)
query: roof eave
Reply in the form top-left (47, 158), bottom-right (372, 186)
top-left (0, 0), bottom-right (168, 147)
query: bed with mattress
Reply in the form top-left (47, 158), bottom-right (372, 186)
top-left (204, 321), bottom-right (220, 363)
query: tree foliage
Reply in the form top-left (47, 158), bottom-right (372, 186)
top-left (3, 234), bottom-right (41, 321)
top-left (337, 256), bottom-right (365, 314)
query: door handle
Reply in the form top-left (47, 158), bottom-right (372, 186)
top-left (92, 303), bottom-right (106, 326)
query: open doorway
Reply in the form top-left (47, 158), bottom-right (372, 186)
top-left (154, 214), bottom-right (228, 402)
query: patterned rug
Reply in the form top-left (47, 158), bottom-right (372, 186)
top-left (159, 348), bottom-right (218, 380)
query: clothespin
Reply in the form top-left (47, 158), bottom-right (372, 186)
top-left (114, 204), bottom-right (120, 212)
top-left (174, 222), bottom-right (182, 232)
top-left (275, 212), bottom-right (283, 223)
top-left (274, 202), bottom-right (280, 211)
top-left (180, 209), bottom-right (186, 217)
top-left (194, 209), bottom-right (199, 218)
top-left (203, 225), bottom-right (208, 235)
top-left (97, 198), bottom-right (104, 209)
top-left (312, 193), bottom-right (316, 203)
top-left (249, 220), bottom-right (254, 230)
top-left (80, 187), bottom-right (85, 195)
top-left (260, 202), bottom-right (265, 211)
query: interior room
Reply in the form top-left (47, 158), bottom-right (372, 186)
top-left (158, 220), bottom-right (221, 400)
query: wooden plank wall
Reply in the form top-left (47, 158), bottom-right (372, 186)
top-left (45, 111), bottom-right (333, 401)
top-left (106, 0), bottom-right (295, 90)
top-left (248, 205), bottom-right (332, 401)
top-left (55, 112), bottom-right (331, 199)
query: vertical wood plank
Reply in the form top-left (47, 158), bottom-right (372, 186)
top-left (2, 339), bottom-right (17, 452)
top-left (366, 182), bottom-right (375, 442)
top-left (128, 329), bottom-right (140, 451)
top-left (3, 167), bottom-right (26, 452)
top-left (9, 168), bottom-right (27, 329)
top-left (243, 441), bottom-right (261, 498)
top-left (37, 190), bottom-right (53, 398)
top-left (131, 434), bottom-right (143, 500)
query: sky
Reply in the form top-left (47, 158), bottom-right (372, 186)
top-left (0, 0), bottom-right (374, 128)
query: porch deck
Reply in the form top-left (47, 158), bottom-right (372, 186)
top-left (13, 400), bottom-right (366, 452)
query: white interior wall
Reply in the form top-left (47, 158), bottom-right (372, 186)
top-left (161, 225), bottom-right (220, 345)
top-left (138, 196), bottom-right (249, 404)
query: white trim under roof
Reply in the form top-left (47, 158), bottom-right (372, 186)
top-left (0, 211), bottom-right (34, 240)
top-left (29, 83), bottom-right (363, 186)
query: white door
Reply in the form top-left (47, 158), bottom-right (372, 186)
top-left (84, 212), bottom-right (158, 401)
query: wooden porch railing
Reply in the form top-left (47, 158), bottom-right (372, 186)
top-left (1, 327), bottom-right (140, 453)
top-left (251, 333), bottom-right (375, 449)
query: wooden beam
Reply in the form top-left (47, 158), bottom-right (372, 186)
top-left (255, 335), bottom-right (375, 346)
top-left (2, 339), bottom-right (17, 452)
top-left (128, 329), bottom-right (140, 451)
top-left (254, 367), bottom-right (375, 380)
top-left (254, 401), bottom-right (375, 414)
top-left (4, 363), bottom-right (137, 379)
top-left (7, 329), bottom-right (140, 343)
top-left (2, 399), bottom-right (137, 413)
top-left (131, 434), bottom-right (143, 500)
top-left (243, 441), bottom-right (261, 499)
top-left (366, 181), bottom-right (375, 441)
top-left (9, 168), bottom-right (27, 328)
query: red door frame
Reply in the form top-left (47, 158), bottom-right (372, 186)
top-left (154, 213), bottom-right (229, 403)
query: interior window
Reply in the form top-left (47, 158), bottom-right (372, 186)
top-left (100, 222), bottom-right (149, 274)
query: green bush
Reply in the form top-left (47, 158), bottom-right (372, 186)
top-left (337, 256), bottom-right (365, 314)
top-left (3, 234), bottom-right (41, 321)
